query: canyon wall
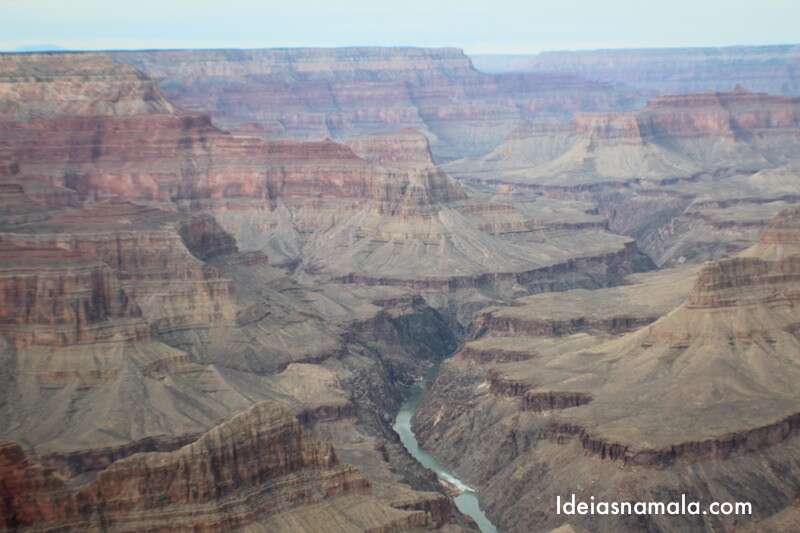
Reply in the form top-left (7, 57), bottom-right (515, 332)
top-left (472, 44), bottom-right (800, 96)
top-left (110, 47), bottom-right (639, 161)
top-left (413, 208), bottom-right (800, 532)
top-left (0, 402), bottom-right (457, 532)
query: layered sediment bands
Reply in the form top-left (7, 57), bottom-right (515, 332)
top-left (445, 88), bottom-right (800, 187)
top-left (0, 223), bottom-right (236, 339)
top-left (0, 52), bottom-right (471, 210)
top-left (334, 240), bottom-right (653, 291)
top-left (1, 112), bottom-right (467, 207)
top-left (475, 44), bottom-right (800, 96)
top-left (473, 313), bottom-right (652, 338)
top-left (469, 265), bottom-right (696, 340)
top-left (413, 209), bottom-right (800, 532)
top-left (39, 433), bottom-right (200, 478)
top-left (488, 371), bottom-right (592, 412)
top-left (458, 345), bottom-right (536, 364)
top-left (110, 47), bottom-right (638, 160)
top-left (0, 402), bottom-right (387, 532)
top-left (540, 409), bottom-right (800, 467)
top-left (0, 52), bottom-right (174, 119)
top-left (0, 244), bottom-right (147, 348)
top-left (346, 129), bottom-right (436, 169)
top-left (686, 255), bottom-right (800, 308)
top-left (521, 392), bottom-right (592, 413)
top-left (745, 205), bottom-right (800, 259)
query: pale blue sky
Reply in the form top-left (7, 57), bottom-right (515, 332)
top-left (2, 0), bottom-right (798, 53)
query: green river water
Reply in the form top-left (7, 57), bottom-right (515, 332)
top-left (392, 367), bottom-right (499, 533)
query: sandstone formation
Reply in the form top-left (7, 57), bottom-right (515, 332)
top-left (5, 43), bottom-right (800, 533)
top-left (0, 402), bottom-right (458, 532)
top-left (445, 89), bottom-right (800, 186)
top-left (414, 207), bottom-right (800, 532)
top-left (0, 51), bottom-right (483, 531)
top-left (109, 47), bottom-right (639, 161)
top-left (444, 89), bottom-right (800, 267)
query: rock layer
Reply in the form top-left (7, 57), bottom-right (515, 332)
top-left (414, 208), bottom-right (800, 532)
top-left (110, 47), bottom-right (638, 160)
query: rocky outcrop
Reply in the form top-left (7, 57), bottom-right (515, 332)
top-left (541, 408), bottom-right (800, 467)
top-left (413, 208), bottom-right (800, 532)
top-left (469, 265), bottom-right (695, 340)
top-left (473, 313), bottom-right (652, 338)
top-left (110, 47), bottom-right (638, 160)
top-left (346, 129), bottom-right (436, 169)
top-left (0, 217), bottom-right (236, 341)
top-left (686, 255), bottom-right (800, 308)
top-left (0, 52), bottom-right (174, 119)
top-left (0, 240), bottom-right (148, 348)
top-left (335, 240), bottom-right (653, 291)
top-left (0, 402), bottom-right (379, 531)
top-left (445, 88), bottom-right (800, 187)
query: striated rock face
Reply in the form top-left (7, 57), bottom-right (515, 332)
top-left (446, 88), bottom-right (800, 187)
top-left (346, 128), bottom-right (437, 169)
top-left (17, 44), bottom-right (800, 533)
top-left (0, 402), bottom-right (380, 531)
top-left (0, 209), bottom-right (237, 343)
top-left (473, 44), bottom-right (800, 96)
top-left (469, 265), bottom-right (696, 342)
top-left (0, 246), bottom-right (148, 348)
top-left (0, 52), bottom-right (174, 119)
top-left (2, 110), bottom-right (469, 207)
top-left (413, 207), bottom-right (800, 532)
top-left (743, 204), bottom-right (800, 259)
top-left (0, 52), bottom-right (474, 523)
top-left (110, 47), bottom-right (639, 161)
top-left (446, 89), bottom-right (800, 273)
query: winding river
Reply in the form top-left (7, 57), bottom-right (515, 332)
top-left (393, 366), bottom-right (499, 533)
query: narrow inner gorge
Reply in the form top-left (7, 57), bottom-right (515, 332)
top-left (394, 363), bottom-right (499, 533)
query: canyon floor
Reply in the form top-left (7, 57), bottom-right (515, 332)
top-left (1, 45), bottom-right (800, 532)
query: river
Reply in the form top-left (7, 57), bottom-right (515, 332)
top-left (393, 365), bottom-right (499, 533)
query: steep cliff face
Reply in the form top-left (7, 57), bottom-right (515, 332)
top-left (110, 47), bottom-right (638, 161)
top-left (413, 207), bottom-right (800, 532)
top-left (0, 402), bottom-right (456, 532)
top-left (0, 52), bottom-right (174, 119)
top-left (0, 52), bottom-right (653, 303)
top-left (473, 44), bottom-right (800, 96)
top-left (2, 110), bottom-right (468, 207)
top-left (446, 89), bottom-right (800, 186)
top-left (0, 70), bottom-right (474, 525)
top-left (0, 209), bottom-right (237, 341)
top-left (445, 89), bottom-right (800, 271)
top-left (470, 265), bottom-right (698, 342)
top-left (346, 128), bottom-right (436, 169)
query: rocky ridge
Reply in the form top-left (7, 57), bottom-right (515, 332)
top-left (413, 207), bottom-right (800, 532)
top-left (109, 47), bottom-right (639, 161)
top-left (0, 402), bottom-right (458, 532)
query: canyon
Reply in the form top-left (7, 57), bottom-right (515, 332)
top-left (414, 207), bottom-right (800, 532)
top-left (1, 43), bottom-right (800, 533)
top-left (473, 44), bottom-right (800, 96)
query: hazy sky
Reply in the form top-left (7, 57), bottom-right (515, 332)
top-left (2, 0), bottom-right (798, 54)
